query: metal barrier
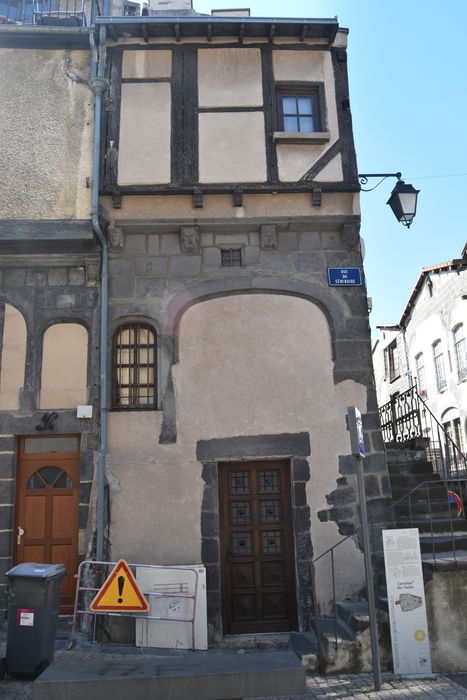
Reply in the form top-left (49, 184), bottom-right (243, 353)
top-left (69, 560), bottom-right (199, 650)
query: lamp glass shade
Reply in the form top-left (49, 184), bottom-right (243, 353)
top-left (387, 181), bottom-right (420, 228)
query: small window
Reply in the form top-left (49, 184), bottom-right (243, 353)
top-left (277, 88), bottom-right (321, 133)
top-left (112, 323), bottom-right (157, 410)
top-left (221, 249), bottom-right (242, 268)
top-left (432, 340), bottom-right (447, 392)
top-left (453, 324), bottom-right (467, 382)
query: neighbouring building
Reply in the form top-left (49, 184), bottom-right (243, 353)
top-left (373, 250), bottom-right (467, 460)
top-left (0, 0), bottom-right (390, 642)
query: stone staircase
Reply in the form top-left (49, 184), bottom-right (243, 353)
top-left (292, 442), bottom-right (467, 673)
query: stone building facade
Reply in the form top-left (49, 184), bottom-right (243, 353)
top-left (373, 254), bottom-right (467, 456)
top-left (0, 1), bottom-right (390, 641)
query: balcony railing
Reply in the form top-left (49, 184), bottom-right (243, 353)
top-left (379, 384), bottom-right (467, 480)
top-left (0, 0), bottom-right (86, 25)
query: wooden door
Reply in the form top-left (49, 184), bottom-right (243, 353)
top-left (14, 436), bottom-right (80, 613)
top-left (219, 460), bottom-right (298, 634)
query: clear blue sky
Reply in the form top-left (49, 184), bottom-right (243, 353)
top-left (195, 0), bottom-right (467, 331)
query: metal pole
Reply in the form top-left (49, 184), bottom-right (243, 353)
top-left (355, 453), bottom-right (382, 691)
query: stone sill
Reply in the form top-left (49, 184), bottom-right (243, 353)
top-left (273, 131), bottom-right (331, 145)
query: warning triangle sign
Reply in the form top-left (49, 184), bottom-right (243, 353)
top-left (90, 560), bottom-right (149, 612)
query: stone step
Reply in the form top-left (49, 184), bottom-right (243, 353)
top-left (32, 648), bottom-right (306, 700)
top-left (335, 601), bottom-right (369, 634)
top-left (387, 461), bottom-right (436, 476)
top-left (394, 517), bottom-right (467, 534)
top-left (419, 533), bottom-right (467, 554)
top-left (391, 484), bottom-right (449, 502)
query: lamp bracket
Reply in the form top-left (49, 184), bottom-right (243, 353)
top-left (358, 172), bottom-right (402, 192)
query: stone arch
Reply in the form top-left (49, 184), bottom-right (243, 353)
top-left (0, 302), bottom-right (27, 410)
top-left (40, 322), bottom-right (89, 409)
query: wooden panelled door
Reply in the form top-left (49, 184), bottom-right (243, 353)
top-left (219, 460), bottom-right (298, 634)
top-left (14, 436), bottom-right (80, 613)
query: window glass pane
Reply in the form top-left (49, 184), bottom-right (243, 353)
top-left (113, 323), bottom-right (157, 410)
top-left (38, 466), bottom-right (62, 485)
top-left (282, 96), bottom-right (296, 113)
top-left (283, 116), bottom-right (298, 132)
top-left (298, 116), bottom-right (314, 132)
top-left (27, 473), bottom-right (46, 489)
top-left (24, 437), bottom-right (78, 454)
top-left (297, 96), bottom-right (312, 114)
top-left (55, 472), bottom-right (72, 488)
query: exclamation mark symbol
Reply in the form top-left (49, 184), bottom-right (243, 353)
top-left (117, 575), bottom-right (125, 604)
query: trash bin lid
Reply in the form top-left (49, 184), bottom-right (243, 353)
top-left (6, 563), bottom-right (67, 579)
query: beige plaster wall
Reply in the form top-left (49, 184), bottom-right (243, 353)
top-left (0, 49), bottom-right (92, 220)
top-left (118, 83), bottom-right (171, 185)
top-left (40, 323), bottom-right (88, 409)
top-left (198, 48), bottom-right (263, 108)
top-left (272, 50), bottom-right (340, 182)
top-left (106, 294), bottom-right (365, 608)
top-left (0, 304), bottom-right (27, 410)
top-left (105, 191), bottom-right (359, 221)
top-left (122, 50), bottom-right (172, 79)
top-left (199, 112), bottom-right (267, 183)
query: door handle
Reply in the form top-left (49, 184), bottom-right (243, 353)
top-left (17, 526), bottom-right (25, 545)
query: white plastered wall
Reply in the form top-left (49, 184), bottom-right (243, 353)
top-left (107, 294), bottom-right (365, 609)
top-left (40, 323), bottom-right (88, 409)
top-left (0, 304), bottom-right (27, 410)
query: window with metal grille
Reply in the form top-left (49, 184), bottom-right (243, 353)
top-left (415, 353), bottom-right (427, 397)
top-left (277, 88), bottom-right (321, 133)
top-left (112, 323), bottom-right (157, 410)
top-left (221, 248), bottom-right (242, 267)
top-left (432, 340), bottom-right (447, 392)
top-left (453, 324), bottom-right (467, 382)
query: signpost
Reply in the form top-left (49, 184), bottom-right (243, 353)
top-left (90, 559), bottom-right (149, 612)
top-left (347, 406), bottom-right (381, 691)
top-left (328, 267), bottom-right (362, 286)
top-left (382, 529), bottom-right (432, 675)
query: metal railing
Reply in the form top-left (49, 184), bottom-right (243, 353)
top-left (379, 384), bottom-right (467, 479)
top-left (0, 0), bottom-right (86, 25)
top-left (310, 475), bottom-right (467, 671)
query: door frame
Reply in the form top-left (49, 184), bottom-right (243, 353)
top-left (219, 459), bottom-right (298, 634)
top-left (197, 432), bottom-right (313, 641)
top-left (13, 435), bottom-right (81, 613)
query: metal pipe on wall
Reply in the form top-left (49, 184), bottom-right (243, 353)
top-left (89, 18), bottom-right (109, 562)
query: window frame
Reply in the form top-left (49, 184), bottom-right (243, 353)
top-left (112, 322), bottom-right (158, 411)
top-left (273, 83), bottom-right (330, 144)
top-left (384, 339), bottom-right (400, 383)
top-left (453, 323), bottom-right (467, 382)
top-left (415, 352), bottom-right (427, 397)
top-left (432, 339), bottom-right (447, 392)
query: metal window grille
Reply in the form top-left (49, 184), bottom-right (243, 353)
top-left (221, 249), bottom-right (242, 268)
top-left (453, 325), bottom-right (467, 381)
top-left (433, 340), bottom-right (447, 392)
top-left (112, 323), bottom-right (157, 410)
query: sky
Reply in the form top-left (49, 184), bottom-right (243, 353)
top-left (195, 0), bottom-right (467, 332)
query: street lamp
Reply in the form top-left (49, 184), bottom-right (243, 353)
top-left (359, 172), bottom-right (420, 228)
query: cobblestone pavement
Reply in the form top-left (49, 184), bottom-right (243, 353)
top-left (2, 672), bottom-right (467, 699)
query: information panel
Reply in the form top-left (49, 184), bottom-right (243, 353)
top-left (382, 528), bottom-right (432, 675)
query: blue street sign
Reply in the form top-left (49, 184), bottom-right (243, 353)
top-left (327, 267), bottom-right (362, 286)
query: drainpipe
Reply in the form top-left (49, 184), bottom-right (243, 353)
top-left (89, 21), bottom-right (109, 562)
